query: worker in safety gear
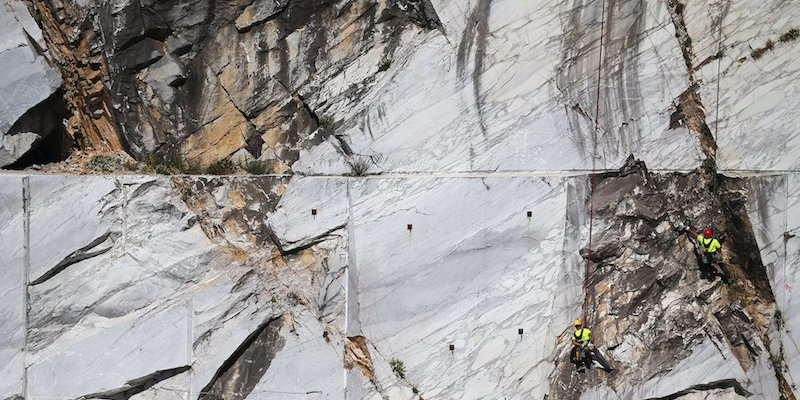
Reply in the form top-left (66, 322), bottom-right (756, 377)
top-left (570, 319), bottom-right (613, 373)
top-left (687, 227), bottom-right (730, 282)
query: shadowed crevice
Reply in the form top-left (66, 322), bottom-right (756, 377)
top-left (30, 231), bottom-right (119, 286)
top-left (266, 222), bottom-right (348, 256)
top-left (642, 378), bottom-right (752, 400)
top-left (82, 365), bottom-right (191, 400)
top-left (198, 317), bottom-right (286, 399)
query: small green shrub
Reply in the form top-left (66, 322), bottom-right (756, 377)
top-left (124, 159), bottom-right (140, 171)
top-left (322, 330), bottom-right (330, 341)
top-left (241, 159), bottom-right (269, 175)
top-left (702, 157), bottom-right (716, 175)
top-left (668, 0), bottom-right (685, 15)
top-left (288, 292), bottom-right (306, 305)
top-left (206, 159), bottom-right (235, 175)
top-left (141, 155), bottom-right (166, 174)
top-left (345, 157), bottom-right (371, 176)
top-left (85, 155), bottom-right (120, 173)
top-left (378, 57), bottom-right (392, 72)
top-left (154, 164), bottom-right (171, 175)
top-left (319, 114), bottom-right (335, 132)
top-left (775, 310), bottom-right (785, 330)
top-left (751, 38), bottom-right (779, 61)
top-left (780, 28), bottom-right (800, 42)
top-left (389, 358), bottom-right (406, 379)
top-left (726, 281), bottom-right (748, 302)
top-left (169, 156), bottom-right (203, 175)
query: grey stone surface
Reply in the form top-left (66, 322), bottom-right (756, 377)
top-left (235, 0), bottom-right (290, 31)
top-left (268, 177), bottom-right (349, 253)
top-left (0, 174), bottom-right (349, 398)
top-left (0, 167), bottom-right (795, 398)
top-left (688, 0), bottom-right (800, 171)
top-left (0, 4), bottom-right (62, 167)
top-left (140, 54), bottom-right (186, 104)
top-left (0, 176), bottom-right (24, 398)
top-left (1, 0), bottom-right (799, 398)
top-left (748, 173), bottom-right (800, 391)
top-left (27, 176), bottom-right (119, 285)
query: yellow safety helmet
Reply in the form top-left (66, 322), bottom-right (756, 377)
top-left (574, 319), bottom-right (582, 326)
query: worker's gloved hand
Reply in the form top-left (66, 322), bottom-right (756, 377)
top-left (587, 343), bottom-right (595, 350)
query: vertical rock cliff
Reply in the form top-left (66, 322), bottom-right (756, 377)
top-left (0, 0), bottom-right (799, 399)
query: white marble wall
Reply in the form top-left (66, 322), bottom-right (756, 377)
top-left (345, 176), bottom-right (584, 398)
top-left (0, 176), bottom-right (25, 397)
top-left (688, 1), bottom-right (800, 171)
top-left (1, 170), bottom-right (797, 399)
top-left (748, 173), bottom-right (800, 391)
top-left (0, 175), bottom-right (347, 399)
top-left (302, 0), bottom-right (703, 175)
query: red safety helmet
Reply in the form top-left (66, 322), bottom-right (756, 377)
top-left (704, 229), bottom-right (712, 237)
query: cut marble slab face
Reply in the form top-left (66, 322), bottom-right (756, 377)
top-left (303, 0), bottom-right (700, 175)
top-left (0, 176), bottom-right (24, 397)
top-left (583, 337), bottom-right (777, 400)
top-left (687, 0), bottom-right (800, 171)
top-left (248, 309), bottom-right (345, 398)
top-left (27, 303), bottom-right (192, 399)
top-left (748, 173), bottom-right (800, 390)
top-left (5, 174), bottom-right (352, 399)
top-left (348, 176), bottom-right (585, 399)
top-left (17, 176), bottom-right (278, 398)
top-left (622, 339), bottom-right (754, 399)
top-left (23, 177), bottom-right (202, 398)
top-left (786, 174), bottom-right (800, 378)
top-left (267, 177), bottom-right (349, 254)
top-left (27, 175), bottom-right (121, 285)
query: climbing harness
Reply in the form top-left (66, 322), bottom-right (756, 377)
top-left (584, 0), bottom-right (606, 325)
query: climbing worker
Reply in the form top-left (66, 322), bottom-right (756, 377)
top-left (687, 227), bottom-right (730, 282)
top-left (570, 319), bottom-right (614, 373)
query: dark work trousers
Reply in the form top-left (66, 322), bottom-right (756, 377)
top-left (590, 349), bottom-right (613, 371)
top-left (695, 248), bottom-right (730, 282)
top-left (571, 346), bottom-right (591, 371)
top-left (572, 346), bottom-right (613, 371)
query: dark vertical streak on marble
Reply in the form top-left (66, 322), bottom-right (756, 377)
top-left (457, 0), bottom-right (493, 139)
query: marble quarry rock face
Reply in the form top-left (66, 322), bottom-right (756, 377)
top-left (0, 3), bottom-right (63, 168)
top-left (1, 0), bottom-right (799, 399)
top-left (8, 0), bottom-right (795, 174)
top-left (1, 161), bottom-right (799, 399)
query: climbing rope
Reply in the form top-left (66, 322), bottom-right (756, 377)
top-left (584, 0), bottom-right (606, 325)
top-left (710, 7), bottom-right (723, 235)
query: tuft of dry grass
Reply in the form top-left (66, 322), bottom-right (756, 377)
top-left (780, 28), bottom-right (799, 43)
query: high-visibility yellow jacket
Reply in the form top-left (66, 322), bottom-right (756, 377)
top-left (574, 328), bottom-right (592, 343)
top-left (697, 235), bottom-right (721, 253)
